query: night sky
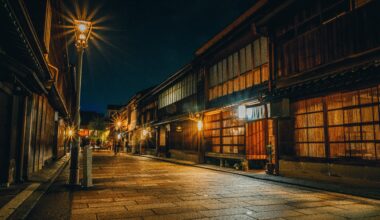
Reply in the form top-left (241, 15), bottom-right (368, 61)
top-left (76, 0), bottom-right (257, 113)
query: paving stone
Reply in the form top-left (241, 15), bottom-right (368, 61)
top-left (295, 206), bottom-right (345, 215)
top-left (180, 195), bottom-right (222, 201)
top-left (332, 209), bottom-right (380, 219)
top-left (71, 213), bottom-right (98, 220)
top-left (245, 199), bottom-right (288, 206)
top-left (152, 206), bottom-right (208, 215)
top-left (87, 200), bottom-right (137, 208)
top-left (71, 206), bottom-right (127, 215)
top-left (200, 207), bottom-right (251, 217)
top-left (135, 197), bottom-right (182, 204)
top-left (247, 210), bottom-right (304, 219)
top-left (333, 203), bottom-right (379, 210)
top-left (246, 204), bottom-right (295, 212)
top-left (73, 198), bottom-right (114, 204)
top-left (125, 202), bottom-right (177, 210)
top-left (143, 212), bottom-right (206, 220)
top-left (174, 199), bottom-right (220, 207)
top-left (96, 209), bottom-right (155, 220)
top-left (72, 203), bottom-right (89, 209)
top-left (207, 214), bottom-right (255, 220)
top-left (285, 213), bottom-right (347, 220)
top-left (202, 201), bottom-right (249, 210)
top-left (114, 196), bottom-right (156, 202)
top-left (287, 201), bottom-right (332, 208)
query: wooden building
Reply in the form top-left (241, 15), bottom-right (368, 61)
top-left (117, 65), bottom-right (203, 161)
top-left (266, 0), bottom-right (380, 183)
top-left (155, 65), bottom-right (202, 162)
top-left (0, 0), bottom-right (76, 186)
top-left (121, 0), bottom-right (380, 184)
top-left (119, 87), bottom-right (155, 153)
top-left (194, 1), bottom-right (277, 170)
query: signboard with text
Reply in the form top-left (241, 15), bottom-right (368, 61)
top-left (246, 104), bottom-right (270, 121)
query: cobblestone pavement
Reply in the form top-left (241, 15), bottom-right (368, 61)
top-left (71, 152), bottom-right (380, 220)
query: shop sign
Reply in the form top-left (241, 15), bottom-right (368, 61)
top-left (246, 104), bottom-right (270, 121)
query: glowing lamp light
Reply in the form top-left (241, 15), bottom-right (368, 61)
top-left (238, 105), bottom-right (246, 119)
top-left (142, 129), bottom-right (148, 136)
top-left (74, 20), bottom-right (92, 48)
top-left (79, 33), bottom-right (86, 40)
top-left (197, 120), bottom-right (203, 131)
top-left (78, 24), bottom-right (88, 32)
top-left (66, 126), bottom-right (75, 140)
top-left (68, 129), bottom-right (74, 137)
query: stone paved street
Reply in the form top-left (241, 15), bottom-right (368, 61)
top-left (71, 152), bottom-right (380, 220)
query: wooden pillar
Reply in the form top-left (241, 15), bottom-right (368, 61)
top-left (40, 98), bottom-right (47, 168)
top-left (274, 119), bottom-right (279, 175)
top-left (9, 95), bottom-right (21, 184)
top-left (16, 96), bottom-right (28, 182)
top-left (34, 95), bottom-right (43, 172)
top-left (155, 128), bottom-right (159, 156)
top-left (23, 96), bottom-right (34, 180)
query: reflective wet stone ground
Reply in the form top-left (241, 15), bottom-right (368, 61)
top-left (70, 152), bottom-right (380, 220)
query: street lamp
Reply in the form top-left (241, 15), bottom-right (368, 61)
top-left (197, 120), bottom-right (203, 131)
top-left (66, 126), bottom-right (75, 140)
top-left (69, 19), bottom-right (92, 186)
top-left (74, 20), bottom-right (92, 48)
top-left (116, 120), bottom-right (122, 131)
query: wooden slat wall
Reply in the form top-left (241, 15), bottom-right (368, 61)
top-left (169, 121), bottom-right (198, 152)
top-left (276, 0), bottom-right (380, 77)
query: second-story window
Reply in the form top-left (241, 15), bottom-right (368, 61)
top-left (208, 37), bottom-right (269, 101)
top-left (158, 74), bottom-right (197, 109)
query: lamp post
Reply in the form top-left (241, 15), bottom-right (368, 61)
top-left (197, 120), bottom-right (203, 163)
top-left (69, 20), bottom-right (92, 186)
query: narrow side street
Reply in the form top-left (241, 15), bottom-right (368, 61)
top-left (29, 152), bottom-right (379, 220)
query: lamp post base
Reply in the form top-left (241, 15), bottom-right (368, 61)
top-left (69, 146), bottom-right (80, 186)
top-left (82, 145), bottom-right (93, 188)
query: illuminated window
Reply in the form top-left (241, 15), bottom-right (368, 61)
top-left (208, 37), bottom-right (269, 101)
top-left (158, 74), bottom-right (197, 109)
top-left (204, 110), bottom-right (245, 154)
top-left (292, 85), bottom-right (380, 160)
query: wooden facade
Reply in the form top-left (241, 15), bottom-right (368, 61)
top-left (0, 0), bottom-right (76, 186)
top-left (121, 0), bottom-right (380, 183)
top-left (268, 0), bottom-right (380, 163)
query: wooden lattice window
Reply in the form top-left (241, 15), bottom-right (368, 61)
top-left (204, 109), bottom-right (245, 154)
top-left (327, 86), bottom-right (380, 160)
top-left (292, 85), bottom-right (380, 160)
top-left (292, 97), bottom-right (326, 158)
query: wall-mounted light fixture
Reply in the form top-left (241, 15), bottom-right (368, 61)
top-left (238, 105), bottom-right (246, 119)
top-left (197, 120), bottom-right (203, 131)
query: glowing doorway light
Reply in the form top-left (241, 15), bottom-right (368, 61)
top-left (197, 120), bottom-right (203, 131)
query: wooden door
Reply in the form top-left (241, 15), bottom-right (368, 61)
top-left (246, 120), bottom-right (266, 160)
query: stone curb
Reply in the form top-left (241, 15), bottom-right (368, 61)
top-left (140, 154), bottom-right (380, 203)
top-left (7, 155), bottom-right (71, 220)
